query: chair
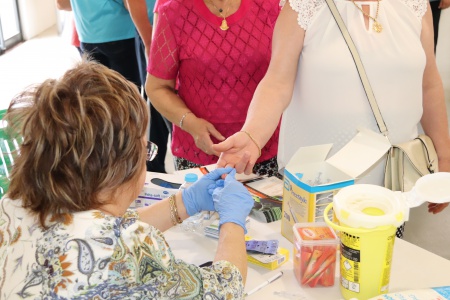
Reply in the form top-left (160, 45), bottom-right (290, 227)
top-left (0, 109), bottom-right (22, 197)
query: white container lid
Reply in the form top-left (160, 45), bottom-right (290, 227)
top-left (413, 172), bottom-right (450, 204)
top-left (333, 184), bottom-right (408, 229)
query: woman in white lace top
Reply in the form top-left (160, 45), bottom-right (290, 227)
top-left (214, 0), bottom-right (450, 215)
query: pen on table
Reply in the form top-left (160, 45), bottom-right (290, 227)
top-left (244, 271), bottom-right (284, 297)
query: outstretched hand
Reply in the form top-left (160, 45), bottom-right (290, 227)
top-left (212, 131), bottom-right (260, 174)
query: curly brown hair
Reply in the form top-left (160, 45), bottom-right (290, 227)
top-left (4, 60), bottom-right (149, 227)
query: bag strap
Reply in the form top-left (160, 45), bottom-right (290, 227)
top-left (324, 0), bottom-right (389, 138)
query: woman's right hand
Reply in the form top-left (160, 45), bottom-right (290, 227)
top-left (213, 131), bottom-right (260, 174)
top-left (212, 169), bottom-right (254, 233)
top-left (184, 116), bottom-right (225, 157)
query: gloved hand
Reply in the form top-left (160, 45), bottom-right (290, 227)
top-left (212, 169), bottom-right (254, 233)
top-left (182, 167), bottom-right (233, 216)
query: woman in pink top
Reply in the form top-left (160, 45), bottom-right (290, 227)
top-left (146, 0), bottom-right (281, 176)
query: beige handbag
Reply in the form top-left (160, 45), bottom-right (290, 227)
top-left (385, 135), bottom-right (438, 192)
top-left (326, 0), bottom-right (439, 192)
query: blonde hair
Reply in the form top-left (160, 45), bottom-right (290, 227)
top-left (4, 60), bottom-right (149, 227)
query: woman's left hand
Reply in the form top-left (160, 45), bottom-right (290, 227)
top-left (439, 0), bottom-right (450, 9)
top-left (428, 202), bottom-right (449, 214)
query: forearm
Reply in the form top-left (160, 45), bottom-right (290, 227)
top-left (214, 223), bottom-right (248, 283)
top-left (125, 0), bottom-right (153, 52)
top-left (137, 192), bottom-right (190, 232)
top-left (420, 6), bottom-right (450, 171)
top-left (241, 4), bottom-right (302, 149)
top-left (146, 75), bottom-right (193, 128)
top-left (242, 78), bottom-right (291, 148)
top-left (421, 82), bottom-right (450, 171)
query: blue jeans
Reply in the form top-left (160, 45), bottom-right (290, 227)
top-left (81, 38), bottom-right (141, 87)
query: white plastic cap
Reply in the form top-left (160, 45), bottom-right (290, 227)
top-left (333, 184), bottom-right (409, 229)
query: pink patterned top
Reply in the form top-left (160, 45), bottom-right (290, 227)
top-left (148, 0), bottom-right (281, 166)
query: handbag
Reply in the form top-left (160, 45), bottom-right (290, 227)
top-left (325, 0), bottom-right (439, 192)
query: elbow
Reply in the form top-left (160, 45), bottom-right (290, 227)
top-left (56, 0), bottom-right (71, 10)
top-left (144, 77), bottom-right (155, 99)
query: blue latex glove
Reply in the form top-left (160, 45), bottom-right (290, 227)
top-left (182, 167), bottom-right (233, 216)
top-left (207, 179), bottom-right (224, 195)
top-left (212, 169), bottom-right (254, 233)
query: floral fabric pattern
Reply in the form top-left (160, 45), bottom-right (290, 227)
top-left (0, 198), bottom-right (244, 299)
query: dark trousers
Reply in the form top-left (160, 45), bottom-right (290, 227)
top-left (135, 34), bottom-right (172, 173)
top-left (430, 1), bottom-right (441, 52)
top-left (81, 38), bottom-right (141, 87)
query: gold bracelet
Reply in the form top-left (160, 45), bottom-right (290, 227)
top-left (169, 194), bottom-right (177, 226)
top-left (239, 130), bottom-right (262, 157)
top-left (179, 111), bottom-right (193, 129)
top-left (169, 194), bottom-right (182, 225)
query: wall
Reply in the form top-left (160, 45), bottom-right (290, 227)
top-left (17, 0), bottom-right (57, 40)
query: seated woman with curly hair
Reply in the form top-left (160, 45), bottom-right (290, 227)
top-left (0, 60), bottom-right (253, 299)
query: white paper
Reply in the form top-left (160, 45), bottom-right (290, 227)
top-left (326, 127), bottom-right (391, 179)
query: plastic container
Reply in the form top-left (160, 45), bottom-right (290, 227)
top-left (292, 222), bottom-right (339, 288)
top-left (179, 173), bottom-right (198, 190)
top-left (324, 184), bottom-right (409, 300)
top-left (180, 173), bottom-right (204, 232)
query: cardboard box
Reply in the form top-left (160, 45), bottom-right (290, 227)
top-left (281, 129), bottom-right (391, 242)
top-left (245, 236), bottom-right (289, 270)
top-left (247, 246), bottom-right (290, 270)
top-left (132, 172), bottom-right (183, 208)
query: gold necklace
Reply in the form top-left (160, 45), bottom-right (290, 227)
top-left (351, 0), bottom-right (383, 33)
top-left (208, 0), bottom-right (231, 30)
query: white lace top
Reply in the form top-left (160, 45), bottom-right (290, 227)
top-left (277, 0), bottom-right (428, 184)
top-left (282, 0), bottom-right (427, 29)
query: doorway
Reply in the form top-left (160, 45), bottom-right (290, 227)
top-left (0, 0), bottom-right (22, 55)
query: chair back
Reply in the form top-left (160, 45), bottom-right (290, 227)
top-left (0, 109), bottom-right (22, 197)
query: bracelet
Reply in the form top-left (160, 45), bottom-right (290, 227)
top-left (239, 130), bottom-right (262, 158)
top-left (169, 194), bottom-right (182, 226)
top-left (179, 111), bottom-right (193, 129)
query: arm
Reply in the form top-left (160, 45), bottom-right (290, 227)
top-left (213, 3), bottom-right (304, 173)
top-left (125, 0), bottom-right (153, 57)
top-left (137, 192), bottom-right (188, 232)
top-left (146, 75), bottom-right (225, 155)
top-left (137, 168), bottom-right (234, 231)
top-left (214, 223), bottom-right (247, 282)
top-left (137, 167), bottom-right (250, 282)
top-left (56, 0), bottom-right (71, 11)
top-left (439, 0), bottom-right (450, 9)
top-left (420, 3), bottom-right (450, 213)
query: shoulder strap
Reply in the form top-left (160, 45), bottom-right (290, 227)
top-left (324, 0), bottom-right (389, 138)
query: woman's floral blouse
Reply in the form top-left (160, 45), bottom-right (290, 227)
top-left (0, 197), bottom-right (244, 299)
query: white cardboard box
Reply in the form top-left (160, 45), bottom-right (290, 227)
top-left (132, 172), bottom-right (183, 208)
top-left (281, 128), bottom-right (391, 242)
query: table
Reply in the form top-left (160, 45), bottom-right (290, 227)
top-left (164, 219), bottom-right (450, 300)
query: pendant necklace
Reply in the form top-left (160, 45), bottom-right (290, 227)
top-left (351, 0), bottom-right (383, 33)
top-left (208, 0), bottom-right (231, 30)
